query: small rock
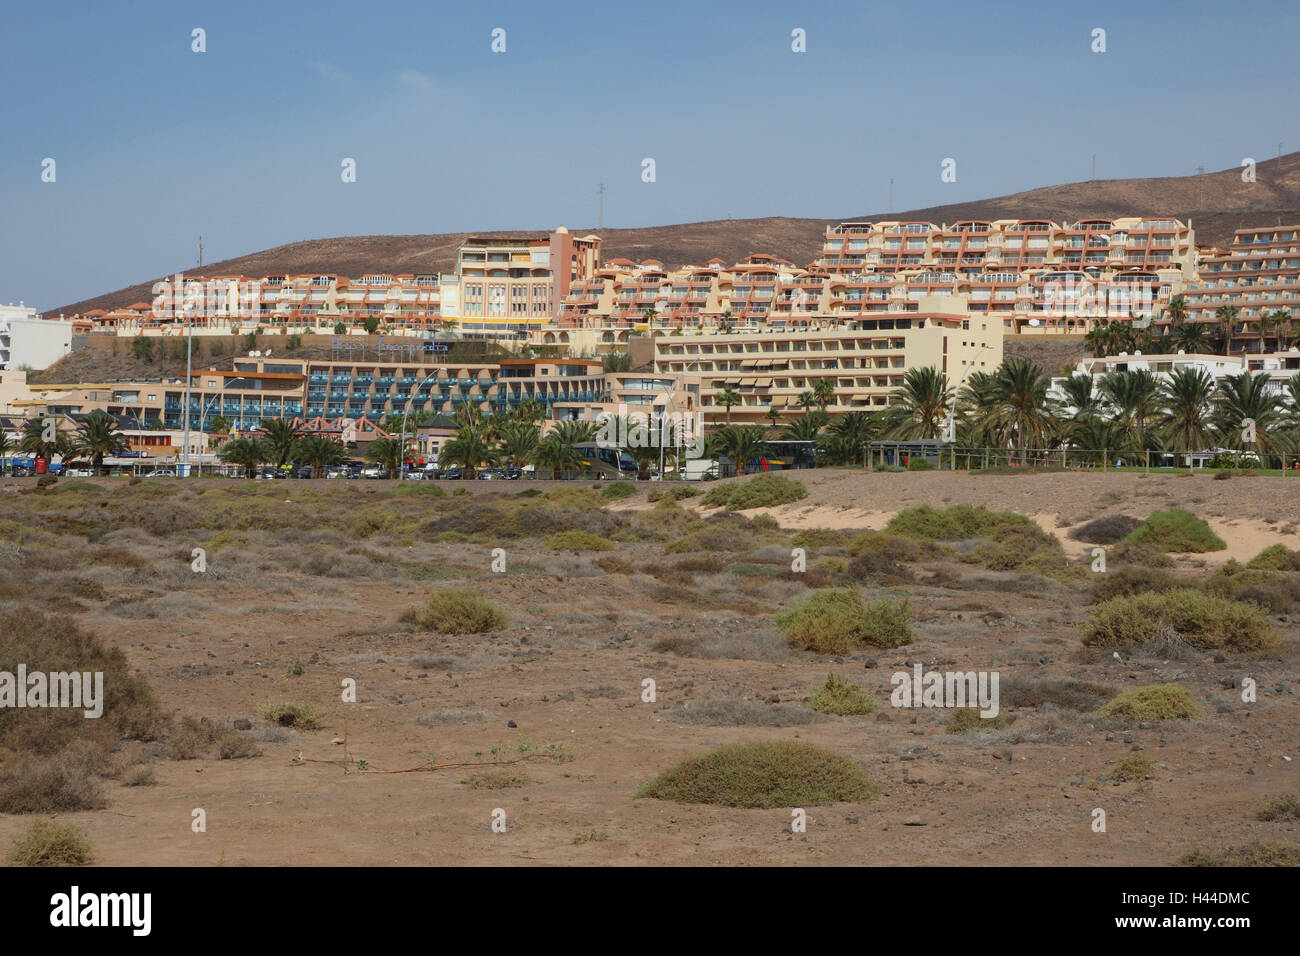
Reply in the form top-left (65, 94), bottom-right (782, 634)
top-left (332, 737), bottom-right (344, 745)
top-left (233, 718), bottom-right (252, 730)
top-left (507, 720), bottom-right (518, 728)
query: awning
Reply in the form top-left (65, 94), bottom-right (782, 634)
top-left (756, 378), bottom-right (773, 387)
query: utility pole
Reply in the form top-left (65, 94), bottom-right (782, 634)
top-left (888, 178), bottom-right (894, 214)
top-left (182, 303), bottom-right (193, 477)
top-left (1091, 155), bottom-right (1096, 181)
top-left (598, 183), bottom-right (605, 230)
top-left (198, 235), bottom-right (203, 269)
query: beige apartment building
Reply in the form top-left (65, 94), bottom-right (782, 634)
top-left (651, 295), bottom-right (1003, 425)
top-left (1171, 224), bottom-right (1300, 351)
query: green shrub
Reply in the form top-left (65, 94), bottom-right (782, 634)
top-left (1088, 565), bottom-right (1180, 602)
top-left (543, 529), bottom-right (615, 551)
top-left (1246, 544), bottom-right (1300, 571)
top-left (1176, 843), bottom-right (1300, 867)
top-left (1112, 754), bottom-right (1155, 782)
top-left (702, 474), bottom-right (808, 511)
top-left (1069, 514), bottom-right (1143, 544)
top-left (1079, 589), bottom-right (1278, 651)
top-left (808, 673), bottom-right (875, 715)
top-left (7, 819), bottom-right (94, 866)
top-left (885, 504), bottom-right (1035, 540)
top-left (967, 522), bottom-right (1066, 573)
top-left (906, 457), bottom-right (935, 471)
top-left (407, 587), bottom-right (507, 634)
top-left (647, 484), bottom-right (700, 503)
top-left (636, 741), bottom-right (878, 808)
top-left (845, 530), bottom-right (932, 561)
top-left (1257, 794), bottom-right (1300, 822)
top-left (1099, 685), bottom-right (1197, 721)
top-left (599, 480), bottom-right (637, 501)
top-left (774, 588), bottom-right (913, 654)
top-left (1124, 508), bottom-right (1225, 553)
top-left (256, 702), bottom-right (321, 730)
top-left (944, 708), bottom-right (1011, 733)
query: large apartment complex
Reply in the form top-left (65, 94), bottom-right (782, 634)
top-left (1166, 224), bottom-right (1300, 351)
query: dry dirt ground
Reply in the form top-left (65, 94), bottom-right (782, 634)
top-left (1, 470), bottom-right (1297, 866)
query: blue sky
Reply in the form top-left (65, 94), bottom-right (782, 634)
top-left (2, 0), bottom-right (1297, 310)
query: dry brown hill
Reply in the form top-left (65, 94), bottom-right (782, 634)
top-left (48, 153), bottom-right (1300, 318)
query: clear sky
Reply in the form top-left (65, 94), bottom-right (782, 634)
top-left (2, 0), bottom-right (1297, 311)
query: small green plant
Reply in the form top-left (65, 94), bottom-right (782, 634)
top-left (1079, 589), bottom-right (1278, 651)
top-left (702, 474), bottom-right (808, 511)
top-left (1246, 544), bottom-right (1300, 571)
top-left (1257, 794), bottom-right (1300, 822)
top-left (7, 819), bottom-right (94, 866)
top-left (543, 530), bottom-right (615, 551)
top-left (1111, 754), bottom-right (1155, 782)
top-left (1124, 508), bottom-right (1226, 553)
top-left (636, 741), bottom-right (878, 808)
top-left (774, 588), bottom-right (913, 654)
top-left (284, 661), bottom-right (305, 678)
top-left (1100, 685), bottom-right (1197, 721)
top-left (599, 480), bottom-right (637, 501)
top-left (885, 504), bottom-right (1035, 540)
top-left (355, 759), bottom-right (368, 771)
top-left (572, 829), bottom-right (610, 845)
top-left (906, 457), bottom-right (935, 471)
top-left (944, 708), bottom-right (1010, 734)
top-left (1176, 843), bottom-right (1300, 867)
top-left (256, 702), bottom-right (321, 730)
top-left (808, 673), bottom-right (875, 715)
top-left (406, 587), bottom-right (507, 634)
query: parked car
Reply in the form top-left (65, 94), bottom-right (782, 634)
top-left (476, 469), bottom-right (502, 481)
top-left (296, 466), bottom-right (315, 479)
top-left (142, 469), bottom-right (176, 478)
top-left (442, 466), bottom-right (463, 480)
top-left (325, 466), bottom-right (349, 479)
top-left (402, 469), bottom-right (427, 480)
top-left (503, 466), bottom-right (522, 480)
top-left (360, 465), bottom-right (389, 479)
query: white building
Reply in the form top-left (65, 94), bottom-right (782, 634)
top-left (0, 303), bottom-right (75, 370)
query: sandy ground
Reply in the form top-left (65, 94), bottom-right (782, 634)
top-left (2, 470), bottom-right (1298, 866)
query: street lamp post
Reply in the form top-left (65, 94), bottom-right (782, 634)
top-left (943, 344), bottom-right (992, 468)
top-left (397, 372), bottom-right (442, 479)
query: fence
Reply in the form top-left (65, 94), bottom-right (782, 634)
top-left (865, 445), bottom-right (1297, 473)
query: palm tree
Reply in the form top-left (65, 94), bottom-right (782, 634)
top-left (1158, 367), bottom-right (1216, 471)
top-left (1165, 295), bottom-right (1187, 329)
top-left (259, 418), bottom-right (301, 468)
top-left (765, 405), bottom-right (782, 429)
top-left (957, 370), bottom-right (1001, 447)
top-left (716, 388), bottom-right (742, 426)
top-left (517, 396), bottom-right (545, 425)
top-left (219, 436), bottom-right (269, 479)
top-left (293, 434), bottom-right (348, 478)
top-left (1084, 322), bottom-right (1111, 358)
top-left (884, 366), bottom-right (952, 439)
top-left (819, 411), bottom-right (879, 465)
top-left (20, 418), bottom-right (71, 463)
top-left (440, 425), bottom-right (497, 479)
top-left (1267, 308), bottom-right (1291, 353)
top-left (1097, 369), bottom-right (1161, 455)
top-left (983, 358), bottom-right (1056, 460)
top-left (796, 390), bottom-right (816, 415)
top-left (718, 309), bottom-right (734, 333)
top-left (1052, 372), bottom-right (1099, 423)
top-left (497, 419), bottom-right (540, 468)
top-left (1173, 321), bottom-right (1212, 354)
top-left (0, 429), bottom-right (13, 477)
top-left (1214, 306), bottom-right (1239, 356)
top-left (72, 412), bottom-right (129, 473)
top-left (1213, 370), bottom-right (1293, 466)
top-left (530, 433), bottom-right (581, 480)
top-left (551, 419), bottom-right (598, 446)
top-left (716, 424), bottom-right (767, 475)
top-left (812, 378), bottom-right (836, 410)
top-left (780, 411), bottom-right (827, 442)
top-left (453, 402), bottom-right (482, 429)
top-left (364, 436), bottom-right (408, 475)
